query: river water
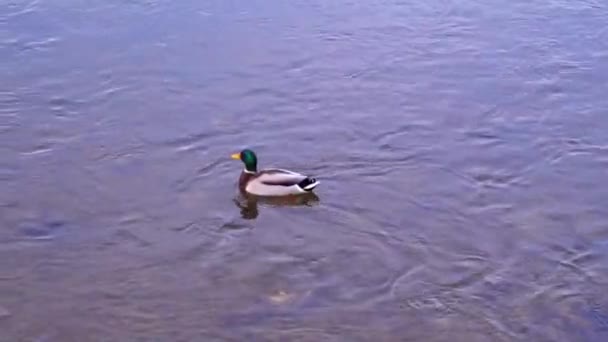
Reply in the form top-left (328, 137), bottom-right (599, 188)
top-left (2, 0), bottom-right (608, 341)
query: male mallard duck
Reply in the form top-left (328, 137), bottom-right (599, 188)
top-left (231, 149), bottom-right (320, 196)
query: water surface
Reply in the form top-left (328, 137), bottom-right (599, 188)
top-left (2, 0), bottom-right (608, 340)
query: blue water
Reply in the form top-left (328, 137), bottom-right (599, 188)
top-left (1, 0), bottom-right (608, 340)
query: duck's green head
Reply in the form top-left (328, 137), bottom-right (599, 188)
top-left (231, 149), bottom-right (257, 172)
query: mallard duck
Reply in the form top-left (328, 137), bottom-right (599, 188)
top-left (231, 149), bottom-right (320, 196)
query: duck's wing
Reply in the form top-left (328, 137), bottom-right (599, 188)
top-left (256, 169), bottom-right (308, 186)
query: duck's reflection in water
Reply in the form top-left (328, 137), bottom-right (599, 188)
top-left (233, 192), bottom-right (321, 220)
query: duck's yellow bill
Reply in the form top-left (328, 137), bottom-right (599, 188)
top-left (231, 153), bottom-right (241, 160)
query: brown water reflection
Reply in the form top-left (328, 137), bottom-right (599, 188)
top-left (2, 0), bottom-right (608, 341)
top-left (234, 193), bottom-right (321, 220)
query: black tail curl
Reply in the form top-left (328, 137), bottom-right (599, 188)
top-left (298, 177), bottom-right (318, 191)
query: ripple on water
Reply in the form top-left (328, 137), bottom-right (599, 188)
top-left (17, 220), bottom-right (67, 241)
top-left (48, 95), bottom-right (84, 120)
top-left (163, 132), bottom-right (216, 152)
top-left (0, 163), bottom-right (18, 182)
top-left (20, 143), bottom-right (54, 156)
top-left (0, 91), bottom-right (20, 111)
top-left (2, 0), bottom-right (40, 19)
top-left (463, 128), bottom-right (503, 148)
top-left (0, 305), bottom-right (10, 320)
top-left (586, 297), bottom-right (608, 332)
top-left (204, 202), bottom-right (423, 335)
top-left (466, 165), bottom-right (523, 189)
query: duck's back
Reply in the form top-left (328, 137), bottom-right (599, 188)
top-left (246, 168), bottom-right (319, 196)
